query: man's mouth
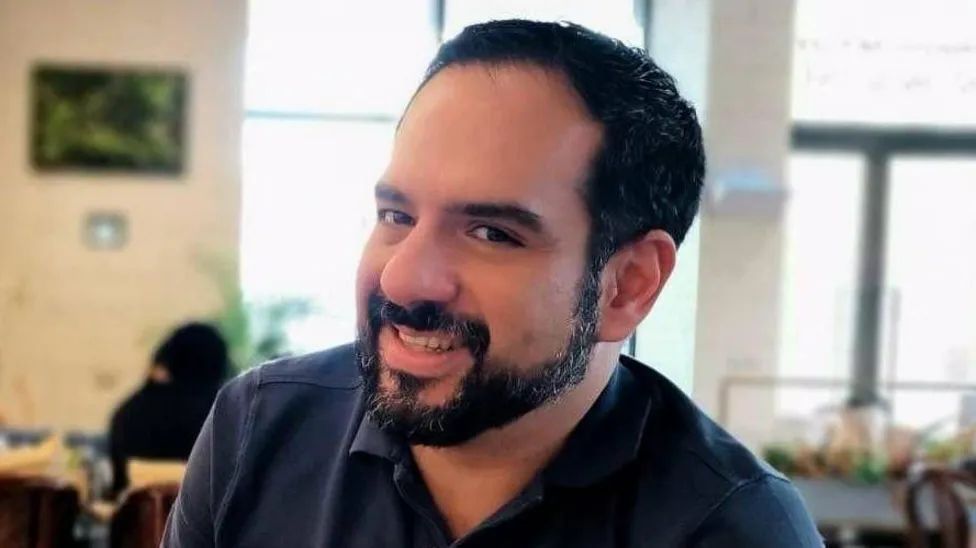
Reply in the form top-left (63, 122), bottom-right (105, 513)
top-left (394, 325), bottom-right (460, 353)
top-left (377, 325), bottom-right (472, 380)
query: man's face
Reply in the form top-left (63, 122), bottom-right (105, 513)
top-left (355, 64), bottom-right (604, 446)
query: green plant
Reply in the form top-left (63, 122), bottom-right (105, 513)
top-left (762, 443), bottom-right (888, 484)
top-left (197, 254), bottom-right (313, 371)
top-left (763, 444), bottom-right (797, 476)
top-left (851, 452), bottom-right (887, 485)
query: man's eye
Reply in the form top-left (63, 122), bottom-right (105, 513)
top-left (469, 225), bottom-right (523, 247)
top-left (378, 209), bottom-right (414, 226)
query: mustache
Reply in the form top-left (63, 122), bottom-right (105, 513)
top-left (366, 292), bottom-right (491, 362)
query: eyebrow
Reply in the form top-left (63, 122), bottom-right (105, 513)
top-left (374, 182), bottom-right (547, 235)
top-left (375, 183), bottom-right (409, 205)
top-left (449, 202), bottom-right (545, 234)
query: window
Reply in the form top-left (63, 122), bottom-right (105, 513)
top-left (882, 157), bottom-right (976, 427)
top-left (783, 0), bottom-right (976, 425)
top-left (240, 119), bottom-right (393, 349)
top-left (245, 0), bottom-right (435, 115)
top-left (792, 0), bottom-right (976, 127)
top-left (776, 153), bottom-right (864, 418)
top-left (444, 0), bottom-right (644, 46)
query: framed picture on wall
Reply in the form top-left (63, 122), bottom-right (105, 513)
top-left (31, 64), bottom-right (187, 174)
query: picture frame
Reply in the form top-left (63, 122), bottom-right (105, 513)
top-left (31, 64), bottom-right (188, 174)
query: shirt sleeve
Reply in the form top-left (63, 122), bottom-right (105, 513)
top-left (162, 370), bottom-right (258, 548)
top-left (688, 475), bottom-right (825, 548)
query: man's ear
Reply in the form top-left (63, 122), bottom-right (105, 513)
top-left (596, 230), bottom-right (677, 342)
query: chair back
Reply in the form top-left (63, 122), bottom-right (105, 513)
top-left (0, 475), bottom-right (80, 548)
top-left (906, 467), bottom-right (976, 548)
top-left (110, 483), bottom-right (180, 548)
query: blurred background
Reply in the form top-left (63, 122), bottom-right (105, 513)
top-left (1, 0), bottom-right (975, 546)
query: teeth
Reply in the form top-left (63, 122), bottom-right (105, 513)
top-left (397, 330), bottom-right (455, 352)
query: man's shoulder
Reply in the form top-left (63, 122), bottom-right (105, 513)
top-left (684, 473), bottom-right (823, 546)
top-left (210, 343), bottom-right (364, 433)
top-left (622, 357), bottom-right (820, 545)
top-left (254, 343), bottom-right (363, 390)
top-left (623, 356), bottom-right (779, 487)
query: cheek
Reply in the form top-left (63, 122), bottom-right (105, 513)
top-left (475, 264), bottom-right (581, 365)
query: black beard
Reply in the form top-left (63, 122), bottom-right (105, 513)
top-left (356, 269), bottom-right (600, 447)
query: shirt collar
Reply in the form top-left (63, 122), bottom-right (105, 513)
top-left (349, 356), bottom-right (653, 488)
top-left (542, 357), bottom-right (652, 487)
top-left (349, 408), bottom-right (403, 462)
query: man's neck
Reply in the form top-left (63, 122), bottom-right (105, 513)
top-left (410, 345), bottom-right (619, 540)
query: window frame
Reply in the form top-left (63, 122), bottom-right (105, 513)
top-left (790, 124), bottom-right (976, 405)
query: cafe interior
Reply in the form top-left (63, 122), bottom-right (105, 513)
top-left (1, 0), bottom-right (975, 546)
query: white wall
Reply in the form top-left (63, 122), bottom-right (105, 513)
top-left (0, 0), bottom-right (247, 429)
top-left (643, 0), bottom-right (796, 448)
top-left (693, 0), bottom-right (795, 447)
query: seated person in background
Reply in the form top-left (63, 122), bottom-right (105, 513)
top-left (108, 322), bottom-right (229, 498)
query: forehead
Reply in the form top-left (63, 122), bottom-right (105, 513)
top-left (382, 64), bottom-right (603, 213)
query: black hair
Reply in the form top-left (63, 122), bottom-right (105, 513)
top-left (417, 19), bottom-right (705, 269)
top-left (151, 322), bottom-right (229, 386)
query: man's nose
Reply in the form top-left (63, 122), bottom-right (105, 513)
top-left (379, 227), bottom-right (459, 310)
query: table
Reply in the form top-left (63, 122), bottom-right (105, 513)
top-left (794, 478), bottom-right (939, 546)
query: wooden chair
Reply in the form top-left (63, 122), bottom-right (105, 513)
top-left (905, 467), bottom-right (976, 548)
top-left (109, 483), bottom-right (180, 548)
top-left (0, 475), bottom-right (80, 548)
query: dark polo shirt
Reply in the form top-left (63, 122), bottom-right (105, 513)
top-left (163, 344), bottom-right (822, 547)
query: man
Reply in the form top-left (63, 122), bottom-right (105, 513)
top-left (164, 20), bottom-right (821, 547)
